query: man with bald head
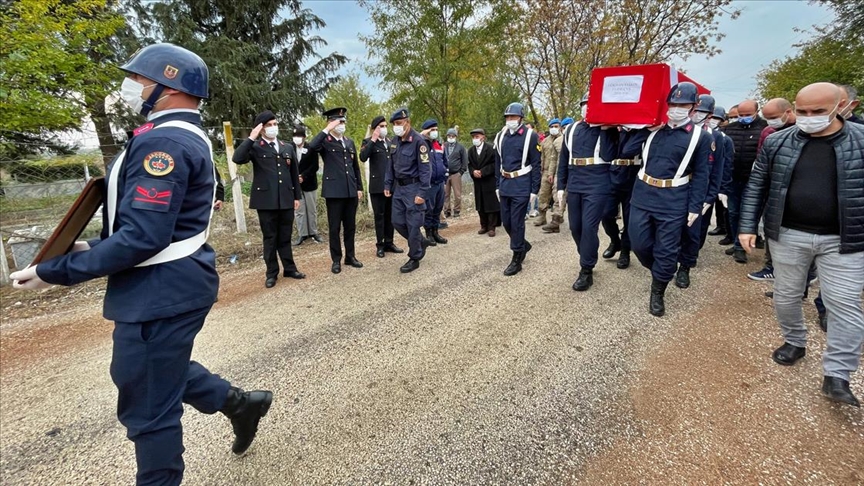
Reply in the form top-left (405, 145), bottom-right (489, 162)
top-left (723, 99), bottom-right (768, 263)
top-left (739, 82), bottom-right (864, 407)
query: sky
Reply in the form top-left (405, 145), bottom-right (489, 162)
top-left (307, 0), bottom-right (835, 112)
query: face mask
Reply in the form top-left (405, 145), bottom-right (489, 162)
top-left (765, 115), bottom-right (786, 129)
top-left (738, 115), bottom-right (754, 124)
top-left (334, 124), bottom-right (346, 135)
top-left (393, 125), bottom-right (405, 137)
top-left (728, 117), bottom-right (738, 123)
top-left (120, 78), bottom-right (156, 114)
top-left (796, 102), bottom-right (839, 134)
top-left (292, 136), bottom-right (304, 146)
top-left (838, 101), bottom-right (853, 118)
top-left (379, 127), bottom-right (388, 137)
top-left (580, 105), bottom-right (588, 119)
top-left (505, 120), bottom-right (520, 131)
top-left (667, 107), bottom-right (691, 124)
top-left (472, 138), bottom-right (482, 147)
top-left (549, 127), bottom-right (560, 136)
top-left (447, 137), bottom-right (456, 143)
top-left (429, 130), bottom-right (439, 140)
top-left (264, 126), bottom-right (279, 139)
top-left (690, 112), bottom-right (708, 124)
top-left (708, 119), bottom-right (720, 129)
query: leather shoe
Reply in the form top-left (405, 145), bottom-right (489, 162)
top-left (708, 226), bottom-right (726, 236)
top-left (819, 313), bottom-right (827, 333)
top-left (345, 257), bottom-right (363, 268)
top-left (265, 277), bottom-right (277, 288)
top-left (725, 246), bottom-right (736, 256)
top-left (331, 262), bottom-right (341, 274)
top-left (221, 387), bottom-right (273, 454)
top-left (572, 268), bottom-right (593, 291)
top-left (821, 376), bottom-right (860, 407)
top-left (602, 242), bottom-right (621, 259)
top-left (284, 270), bottom-right (305, 279)
top-left (771, 342), bottom-right (806, 366)
top-left (675, 266), bottom-right (690, 289)
top-left (478, 227), bottom-right (489, 235)
top-left (400, 259), bottom-right (420, 273)
top-left (733, 248), bottom-right (748, 264)
top-left (292, 236), bottom-right (304, 247)
top-left (376, 248), bottom-right (385, 258)
top-left (384, 243), bottom-right (404, 254)
top-left (311, 234), bottom-right (324, 243)
top-left (718, 236), bottom-right (733, 246)
top-left (488, 229), bottom-right (496, 237)
top-left (617, 251), bottom-right (630, 269)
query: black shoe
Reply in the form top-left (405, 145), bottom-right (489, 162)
top-left (771, 342), bottom-right (806, 366)
top-left (331, 262), bottom-right (341, 274)
top-left (384, 243), bottom-right (404, 254)
top-left (520, 241), bottom-right (532, 263)
top-left (765, 291), bottom-right (774, 298)
top-left (755, 235), bottom-right (765, 249)
top-left (311, 234), bottom-right (324, 243)
top-left (221, 387), bottom-right (273, 455)
top-left (718, 236), bottom-right (733, 246)
top-left (650, 278), bottom-right (668, 317)
top-left (708, 226), bottom-right (726, 236)
top-left (345, 257), bottom-right (363, 268)
top-left (733, 248), bottom-right (748, 264)
top-left (617, 251), bottom-right (630, 269)
top-left (503, 252), bottom-right (523, 276)
top-left (400, 259), bottom-right (420, 273)
top-left (821, 376), bottom-right (860, 407)
top-left (265, 277), bottom-right (277, 288)
top-left (675, 266), bottom-right (691, 289)
top-left (819, 313), bottom-right (827, 333)
top-left (572, 268), bottom-right (593, 291)
top-left (424, 229), bottom-right (437, 247)
top-left (292, 236), bottom-right (305, 247)
top-left (283, 270), bottom-right (306, 279)
top-left (602, 242), bottom-right (621, 259)
top-left (376, 247), bottom-right (385, 258)
top-left (432, 229), bottom-right (448, 244)
top-left (725, 246), bottom-right (736, 256)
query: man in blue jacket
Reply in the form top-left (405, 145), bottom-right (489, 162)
top-left (420, 119), bottom-right (449, 245)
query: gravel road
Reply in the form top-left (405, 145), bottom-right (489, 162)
top-left (1, 213), bottom-right (861, 485)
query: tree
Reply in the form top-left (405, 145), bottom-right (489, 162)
top-left (301, 73), bottom-right (384, 145)
top-left (817, 0), bottom-right (864, 40)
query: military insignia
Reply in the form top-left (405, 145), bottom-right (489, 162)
top-left (536, 144), bottom-right (542, 152)
top-left (685, 124), bottom-right (692, 132)
top-left (420, 154), bottom-right (429, 163)
top-left (164, 65), bottom-right (179, 80)
top-left (518, 128), bottom-right (524, 135)
top-left (143, 151), bottom-right (175, 176)
top-left (419, 145), bottom-right (428, 153)
top-left (675, 90), bottom-right (682, 98)
top-left (260, 140), bottom-right (266, 146)
top-left (131, 178), bottom-right (175, 213)
top-left (133, 123), bottom-right (154, 137)
top-left (711, 141), bottom-right (716, 151)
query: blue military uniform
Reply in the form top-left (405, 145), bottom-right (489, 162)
top-left (385, 108), bottom-right (432, 267)
top-left (601, 127), bottom-right (648, 268)
top-left (421, 119), bottom-right (449, 244)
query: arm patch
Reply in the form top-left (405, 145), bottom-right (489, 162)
top-left (131, 178), bottom-right (176, 212)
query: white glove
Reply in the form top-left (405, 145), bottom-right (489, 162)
top-left (495, 189), bottom-right (500, 201)
top-left (687, 212), bottom-right (699, 227)
top-left (10, 265), bottom-right (50, 290)
top-left (529, 193), bottom-right (538, 207)
top-left (71, 240), bottom-right (91, 252)
top-left (701, 202), bottom-right (711, 216)
top-left (556, 190), bottom-right (564, 203)
top-left (718, 193), bottom-right (728, 206)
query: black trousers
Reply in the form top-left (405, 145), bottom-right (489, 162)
top-left (257, 209), bottom-right (297, 278)
top-left (715, 199), bottom-right (729, 232)
top-left (325, 197), bottom-right (358, 262)
top-left (370, 192), bottom-right (395, 248)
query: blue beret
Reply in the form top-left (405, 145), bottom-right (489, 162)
top-left (548, 118), bottom-right (561, 126)
top-left (561, 117), bottom-right (575, 126)
top-left (390, 107), bottom-right (409, 123)
top-left (421, 119), bottom-right (439, 130)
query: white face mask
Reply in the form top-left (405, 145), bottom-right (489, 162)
top-left (765, 114), bottom-right (787, 129)
top-left (505, 120), bottom-right (520, 131)
top-left (690, 112), bottom-right (708, 124)
top-left (708, 119), bottom-right (720, 129)
top-left (447, 137), bottom-right (456, 143)
top-left (667, 107), bottom-right (691, 124)
top-left (378, 126), bottom-right (388, 137)
top-left (292, 136), bottom-right (304, 146)
top-left (472, 138), bottom-right (483, 147)
top-left (580, 105), bottom-right (588, 119)
top-left (429, 130), bottom-right (439, 140)
top-left (334, 124), bottom-right (346, 135)
top-left (120, 78), bottom-right (156, 115)
top-left (796, 102), bottom-right (839, 134)
top-left (264, 126), bottom-right (279, 139)
top-left (728, 117), bottom-right (738, 123)
top-left (393, 125), bottom-right (406, 137)
top-left (549, 127), bottom-right (560, 136)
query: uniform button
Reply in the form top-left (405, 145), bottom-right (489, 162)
top-left (279, 172), bottom-right (282, 175)
top-left (279, 180), bottom-right (282, 183)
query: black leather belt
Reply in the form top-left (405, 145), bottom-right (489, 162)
top-left (396, 177), bottom-right (420, 186)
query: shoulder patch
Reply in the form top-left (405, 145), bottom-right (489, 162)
top-left (131, 178), bottom-right (175, 213)
top-left (419, 144), bottom-right (428, 153)
top-left (133, 123), bottom-right (154, 137)
top-left (143, 152), bottom-right (175, 176)
top-left (420, 153), bottom-right (430, 163)
top-left (536, 144), bottom-right (542, 152)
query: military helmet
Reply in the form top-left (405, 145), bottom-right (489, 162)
top-left (666, 82), bottom-right (699, 105)
top-left (580, 92), bottom-right (589, 106)
top-left (694, 94), bottom-right (716, 113)
top-left (711, 106), bottom-right (727, 120)
top-left (121, 43), bottom-right (209, 99)
top-left (504, 102), bottom-right (525, 118)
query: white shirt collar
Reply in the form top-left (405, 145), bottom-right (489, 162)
top-left (147, 108), bottom-right (200, 121)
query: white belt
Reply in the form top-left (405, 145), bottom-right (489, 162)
top-left (501, 166), bottom-right (532, 178)
top-left (570, 157), bottom-right (609, 166)
top-left (611, 158), bottom-right (642, 166)
top-left (639, 173), bottom-right (690, 188)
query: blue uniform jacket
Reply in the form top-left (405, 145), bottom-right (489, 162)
top-left (494, 125), bottom-right (541, 197)
top-left (384, 128), bottom-right (432, 199)
top-left (609, 128), bottom-right (648, 190)
top-left (557, 122), bottom-right (618, 195)
top-left (426, 138), bottom-right (448, 186)
top-left (704, 126), bottom-right (725, 204)
top-left (630, 122), bottom-right (713, 215)
top-left (37, 111), bottom-right (219, 322)
top-left (719, 132), bottom-right (735, 195)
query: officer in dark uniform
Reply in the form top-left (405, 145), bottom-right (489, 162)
top-left (360, 115), bottom-right (404, 258)
top-left (12, 43), bottom-right (272, 485)
top-left (557, 91), bottom-right (619, 290)
top-left (233, 110), bottom-right (305, 287)
top-left (494, 102), bottom-right (541, 276)
top-left (629, 82), bottom-right (713, 316)
top-left (384, 108), bottom-right (432, 273)
top-left (420, 119), bottom-right (449, 245)
top-left (308, 107), bottom-right (365, 274)
top-left (675, 94), bottom-right (726, 288)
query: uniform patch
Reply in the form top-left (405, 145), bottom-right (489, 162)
top-left (420, 154), bottom-right (430, 163)
top-left (536, 144), bottom-right (542, 152)
top-left (143, 152), bottom-right (175, 176)
top-left (131, 178), bottom-right (175, 212)
top-left (419, 144), bottom-right (428, 153)
top-left (164, 65), bottom-right (179, 80)
top-left (133, 123), bottom-right (154, 137)
top-left (711, 141), bottom-right (716, 151)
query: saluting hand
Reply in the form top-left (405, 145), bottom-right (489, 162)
top-left (325, 119), bottom-right (341, 133)
top-left (249, 123), bottom-right (264, 140)
top-left (370, 128), bottom-right (379, 142)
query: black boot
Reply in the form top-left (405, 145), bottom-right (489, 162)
top-left (602, 241), bottom-right (621, 259)
top-left (424, 228), bottom-right (437, 246)
top-left (822, 376), bottom-right (860, 407)
top-left (708, 226), bottom-right (726, 236)
top-left (675, 265), bottom-right (691, 289)
top-left (432, 228), bottom-right (448, 244)
top-left (649, 278), bottom-right (668, 317)
top-left (400, 259), bottom-right (420, 273)
top-left (221, 387), bottom-right (273, 455)
top-left (503, 252), bottom-right (522, 276)
top-left (520, 241), bottom-right (532, 263)
top-left (617, 251), bottom-right (630, 269)
top-left (572, 267), bottom-right (594, 291)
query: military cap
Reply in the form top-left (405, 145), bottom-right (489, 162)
top-left (469, 128), bottom-right (485, 136)
top-left (548, 118), bottom-right (561, 126)
top-left (561, 117), bottom-right (575, 127)
top-left (421, 119), bottom-right (439, 130)
top-left (323, 106), bottom-right (348, 120)
top-left (293, 125), bottom-right (307, 137)
top-left (370, 115), bottom-right (386, 128)
top-left (254, 110), bottom-right (276, 127)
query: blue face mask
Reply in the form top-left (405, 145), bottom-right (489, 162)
top-left (738, 115), bottom-right (754, 124)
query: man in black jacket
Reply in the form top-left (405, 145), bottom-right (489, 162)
top-left (740, 82), bottom-right (864, 407)
top-left (360, 115), bottom-right (404, 258)
top-left (293, 125), bottom-right (323, 246)
top-left (723, 99), bottom-right (768, 263)
top-left (233, 110), bottom-right (305, 287)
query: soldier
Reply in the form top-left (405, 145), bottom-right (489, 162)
top-left (12, 43), bottom-right (272, 485)
top-left (629, 82), bottom-right (712, 316)
top-left (419, 119), bottom-right (449, 245)
top-left (232, 110), bottom-right (305, 288)
top-left (468, 128), bottom-right (500, 235)
top-left (557, 92), bottom-right (619, 290)
top-left (307, 107), bottom-right (365, 274)
top-left (535, 118), bottom-right (562, 227)
top-left (493, 102), bottom-right (541, 276)
top-left (384, 108), bottom-right (431, 273)
top-left (704, 106), bottom-right (734, 250)
top-left (675, 94), bottom-right (725, 288)
top-left (543, 115), bottom-right (575, 233)
top-left (360, 115), bottom-right (404, 258)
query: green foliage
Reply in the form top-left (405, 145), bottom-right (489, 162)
top-left (817, 0), bottom-right (864, 41)
top-left (302, 73), bottom-right (385, 146)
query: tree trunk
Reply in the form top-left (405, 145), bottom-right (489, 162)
top-left (86, 93), bottom-right (121, 171)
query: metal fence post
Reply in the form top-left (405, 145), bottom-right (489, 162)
top-left (222, 121), bottom-right (247, 234)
